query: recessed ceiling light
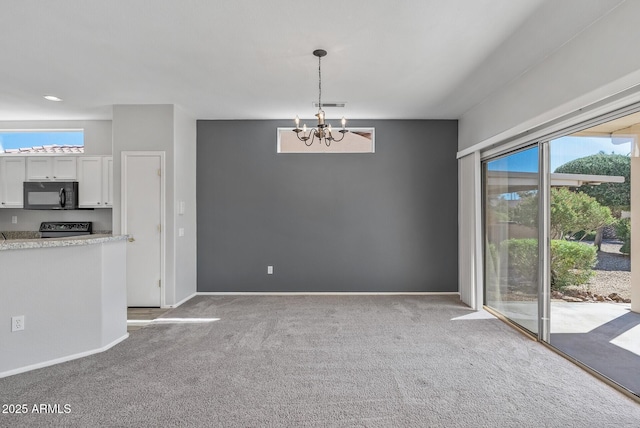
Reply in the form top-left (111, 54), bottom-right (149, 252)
top-left (43, 95), bottom-right (63, 102)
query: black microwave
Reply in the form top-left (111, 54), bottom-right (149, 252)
top-left (23, 181), bottom-right (79, 210)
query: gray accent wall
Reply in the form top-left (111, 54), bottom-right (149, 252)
top-left (197, 120), bottom-right (458, 292)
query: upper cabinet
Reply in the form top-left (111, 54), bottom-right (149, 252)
top-left (1, 155), bottom-right (113, 209)
top-left (26, 156), bottom-right (77, 180)
top-left (0, 157), bottom-right (26, 208)
top-left (77, 156), bottom-right (113, 208)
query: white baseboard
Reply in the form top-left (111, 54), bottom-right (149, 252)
top-left (126, 320), bottom-right (152, 327)
top-left (0, 333), bottom-right (129, 379)
top-left (197, 292), bottom-right (460, 296)
top-left (163, 292), bottom-right (197, 308)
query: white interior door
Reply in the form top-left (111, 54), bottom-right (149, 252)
top-left (122, 152), bottom-right (163, 307)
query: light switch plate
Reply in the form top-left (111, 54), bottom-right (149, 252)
top-left (267, 266), bottom-right (273, 275)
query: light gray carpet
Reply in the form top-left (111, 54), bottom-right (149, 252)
top-left (1, 295), bottom-right (639, 427)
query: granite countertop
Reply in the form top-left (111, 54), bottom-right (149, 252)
top-left (0, 230), bottom-right (112, 240)
top-left (0, 234), bottom-right (129, 251)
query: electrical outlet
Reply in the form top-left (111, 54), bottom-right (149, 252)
top-left (267, 265), bottom-right (273, 275)
top-left (178, 228), bottom-right (185, 237)
top-left (12, 215), bottom-right (18, 224)
top-left (11, 315), bottom-right (24, 332)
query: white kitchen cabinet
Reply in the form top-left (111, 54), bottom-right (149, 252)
top-left (25, 157), bottom-right (50, 180)
top-left (0, 157), bottom-right (26, 208)
top-left (53, 157), bottom-right (77, 179)
top-left (26, 156), bottom-right (77, 180)
top-left (78, 157), bottom-right (102, 207)
top-left (77, 156), bottom-right (113, 208)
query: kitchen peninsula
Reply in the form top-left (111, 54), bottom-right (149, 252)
top-left (0, 234), bottom-right (128, 377)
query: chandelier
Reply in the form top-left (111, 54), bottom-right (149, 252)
top-left (293, 49), bottom-right (348, 146)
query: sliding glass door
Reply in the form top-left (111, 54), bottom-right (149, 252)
top-left (481, 109), bottom-right (640, 397)
top-left (484, 146), bottom-right (540, 334)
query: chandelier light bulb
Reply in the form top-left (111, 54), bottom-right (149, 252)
top-left (295, 115), bottom-right (300, 127)
top-left (303, 123), bottom-right (307, 133)
top-left (341, 117), bottom-right (346, 128)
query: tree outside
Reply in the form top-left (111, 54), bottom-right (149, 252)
top-left (555, 152), bottom-right (631, 253)
top-left (554, 152), bottom-right (630, 213)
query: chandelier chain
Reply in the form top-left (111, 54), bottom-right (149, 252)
top-left (318, 54), bottom-right (322, 109)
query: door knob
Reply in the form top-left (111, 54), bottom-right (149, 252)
top-left (128, 237), bottom-right (135, 242)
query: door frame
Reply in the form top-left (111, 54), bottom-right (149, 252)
top-left (121, 151), bottom-right (166, 307)
top-left (538, 141), bottom-right (551, 342)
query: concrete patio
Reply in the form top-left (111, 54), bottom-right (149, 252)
top-left (550, 302), bottom-right (640, 395)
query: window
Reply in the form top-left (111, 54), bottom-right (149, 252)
top-left (0, 130), bottom-right (84, 153)
top-left (277, 127), bottom-right (375, 153)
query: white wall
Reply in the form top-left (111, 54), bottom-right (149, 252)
top-left (112, 105), bottom-right (174, 234)
top-left (173, 106), bottom-right (197, 304)
top-left (112, 104), bottom-right (174, 306)
top-left (459, 0), bottom-right (640, 151)
top-left (0, 240), bottom-right (127, 377)
top-left (112, 104), bottom-right (196, 307)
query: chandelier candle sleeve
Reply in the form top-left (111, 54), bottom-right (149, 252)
top-left (293, 49), bottom-right (349, 147)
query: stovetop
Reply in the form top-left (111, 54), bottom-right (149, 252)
top-left (39, 222), bottom-right (93, 238)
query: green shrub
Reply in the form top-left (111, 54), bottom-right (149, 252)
top-left (485, 241), bottom-right (499, 280)
top-left (494, 239), bottom-right (597, 291)
top-left (615, 218), bottom-right (631, 255)
top-left (550, 240), bottom-right (597, 289)
top-left (620, 240), bottom-right (630, 255)
top-left (501, 239), bottom-right (538, 283)
top-left (572, 230), bottom-right (597, 241)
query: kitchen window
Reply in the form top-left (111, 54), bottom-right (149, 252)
top-left (0, 130), bottom-right (84, 153)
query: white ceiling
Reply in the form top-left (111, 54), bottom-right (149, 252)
top-left (0, 0), bottom-right (624, 122)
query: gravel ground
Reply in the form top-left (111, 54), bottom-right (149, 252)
top-left (564, 240), bottom-right (631, 300)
